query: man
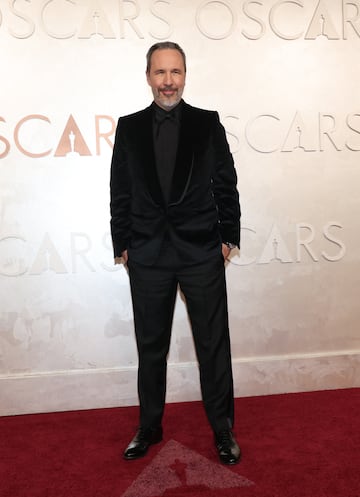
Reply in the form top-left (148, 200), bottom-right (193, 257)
top-left (110, 42), bottom-right (241, 465)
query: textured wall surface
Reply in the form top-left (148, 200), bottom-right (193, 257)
top-left (1, 0), bottom-right (360, 415)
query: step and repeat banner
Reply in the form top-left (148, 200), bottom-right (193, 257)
top-left (1, 0), bottom-right (360, 414)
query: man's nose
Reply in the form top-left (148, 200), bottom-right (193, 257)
top-left (164, 72), bottom-right (173, 85)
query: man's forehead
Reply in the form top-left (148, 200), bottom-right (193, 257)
top-left (150, 49), bottom-right (184, 67)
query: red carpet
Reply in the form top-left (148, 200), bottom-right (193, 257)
top-left (1, 388), bottom-right (359, 497)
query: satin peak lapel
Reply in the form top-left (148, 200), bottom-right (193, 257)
top-left (169, 106), bottom-right (195, 206)
top-left (137, 108), bottom-right (164, 206)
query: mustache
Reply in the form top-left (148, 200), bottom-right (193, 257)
top-left (159, 87), bottom-right (178, 92)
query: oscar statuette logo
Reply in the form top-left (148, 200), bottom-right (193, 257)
top-left (53, 115), bottom-right (91, 157)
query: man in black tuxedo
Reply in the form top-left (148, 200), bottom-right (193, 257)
top-left (110, 42), bottom-right (241, 465)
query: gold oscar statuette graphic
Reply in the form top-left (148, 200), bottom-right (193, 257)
top-left (54, 115), bottom-right (91, 157)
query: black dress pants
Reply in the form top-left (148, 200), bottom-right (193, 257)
top-left (127, 244), bottom-right (235, 434)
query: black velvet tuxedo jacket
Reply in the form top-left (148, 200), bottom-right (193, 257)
top-left (110, 100), bottom-right (240, 266)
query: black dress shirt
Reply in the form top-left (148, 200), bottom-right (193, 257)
top-left (152, 100), bottom-right (183, 205)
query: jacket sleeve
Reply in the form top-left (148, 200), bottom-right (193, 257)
top-left (110, 118), bottom-right (132, 257)
top-left (211, 112), bottom-right (241, 247)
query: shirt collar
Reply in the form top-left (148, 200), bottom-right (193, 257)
top-left (151, 99), bottom-right (183, 123)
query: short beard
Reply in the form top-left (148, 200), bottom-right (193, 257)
top-left (160, 97), bottom-right (181, 109)
top-left (153, 88), bottom-right (183, 110)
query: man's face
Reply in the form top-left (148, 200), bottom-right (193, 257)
top-left (146, 49), bottom-right (186, 110)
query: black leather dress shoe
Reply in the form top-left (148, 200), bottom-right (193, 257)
top-left (123, 426), bottom-right (163, 460)
top-left (215, 430), bottom-right (241, 465)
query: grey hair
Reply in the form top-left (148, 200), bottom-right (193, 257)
top-left (146, 41), bottom-right (187, 73)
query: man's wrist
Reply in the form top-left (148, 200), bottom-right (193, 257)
top-left (223, 241), bottom-right (236, 250)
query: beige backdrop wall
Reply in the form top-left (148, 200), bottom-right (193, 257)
top-left (1, 0), bottom-right (360, 416)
